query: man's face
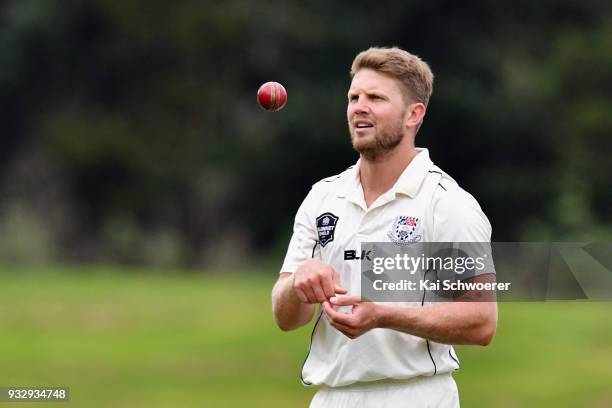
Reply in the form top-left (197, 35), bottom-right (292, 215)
top-left (347, 69), bottom-right (408, 161)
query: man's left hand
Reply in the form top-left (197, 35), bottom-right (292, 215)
top-left (323, 296), bottom-right (381, 339)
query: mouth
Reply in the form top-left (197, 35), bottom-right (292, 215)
top-left (352, 119), bottom-right (374, 133)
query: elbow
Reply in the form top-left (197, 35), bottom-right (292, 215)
top-left (474, 302), bottom-right (498, 346)
top-left (272, 304), bottom-right (301, 332)
top-left (276, 320), bottom-right (298, 332)
top-left (477, 327), bottom-right (495, 346)
top-left (272, 305), bottom-right (312, 332)
top-left (475, 321), bottom-right (497, 346)
top-left (274, 312), bottom-right (298, 332)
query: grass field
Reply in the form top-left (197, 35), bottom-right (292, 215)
top-left (0, 266), bottom-right (610, 407)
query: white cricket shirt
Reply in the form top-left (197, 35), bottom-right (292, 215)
top-left (281, 148), bottom-right (492, 387)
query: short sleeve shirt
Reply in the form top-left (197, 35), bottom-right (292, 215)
top-left (281, 148), bottom-right (492, 387)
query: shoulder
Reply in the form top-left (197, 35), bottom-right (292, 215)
top-left (434, 172), bottom-right (483, 216)
top-left (308, 163), bottom-right (357, 198)
top-left (294, 163), bottom-right (356, 216)
top-left (431, 168), bottom-right (492, 242)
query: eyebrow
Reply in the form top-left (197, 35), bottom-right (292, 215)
top-left (347, 89), bottom-right (385, 98)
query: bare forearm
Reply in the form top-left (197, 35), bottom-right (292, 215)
top-left (377, 302), bottom-right (497, 346)
top-left (272, 274), bottom-right (315, 331)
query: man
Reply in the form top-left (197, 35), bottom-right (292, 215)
top-left (272, 47), bottom-right (497, 407)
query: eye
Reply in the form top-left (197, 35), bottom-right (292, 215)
top-left (348, 94), bottom-right (358, 102)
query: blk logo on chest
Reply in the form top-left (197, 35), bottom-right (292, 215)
top-left (343, 250), bottom-right (373, 261)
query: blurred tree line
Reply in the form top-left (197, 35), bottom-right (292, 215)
top-left (1, 0), bottom-right (611, 268)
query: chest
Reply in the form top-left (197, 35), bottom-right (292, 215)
top-left (314, 193), bottom-right (433, 269)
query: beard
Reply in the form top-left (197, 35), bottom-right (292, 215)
top-left (349, 115), bottom-right (405, 161)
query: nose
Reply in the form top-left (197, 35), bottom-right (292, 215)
top-left (348, 95), bottom-right (370, 116)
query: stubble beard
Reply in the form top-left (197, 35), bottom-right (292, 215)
top-left (350, 115), bottom-right (405, 162)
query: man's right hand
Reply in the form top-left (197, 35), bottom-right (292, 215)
top-left (292, 259), bottom-right (347, 304)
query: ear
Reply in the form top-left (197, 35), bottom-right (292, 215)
top-left (404, 103), bottom-right (426, 129)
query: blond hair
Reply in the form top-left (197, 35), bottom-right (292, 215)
top-left (350, 47), bottom-right (434, 106)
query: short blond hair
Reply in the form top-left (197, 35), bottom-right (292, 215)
top-left (350, 47), bottom-right (434, 106)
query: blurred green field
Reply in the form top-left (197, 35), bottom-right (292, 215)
top-left (0, 267), bottom-right (610, 407)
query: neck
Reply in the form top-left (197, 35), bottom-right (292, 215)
top-left (359, 140), bottom-right (418, 207)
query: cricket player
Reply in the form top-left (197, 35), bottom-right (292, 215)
top-left (272, 47), bottom-right (497, 407)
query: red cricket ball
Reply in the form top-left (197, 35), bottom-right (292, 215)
top-left (257, 81), bottom-right (287, 111)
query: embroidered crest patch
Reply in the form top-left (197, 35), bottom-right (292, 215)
top-left (316, 212), bottom-right (339, 247)
top-left (388, 215), bottom-right (422, 245)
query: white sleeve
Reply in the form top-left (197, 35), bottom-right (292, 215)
top-left (432, 186), bottom-right (494, 277)
top-left (280, 188), bottom-right (320, 274)
top-left (432, 187), bottom-right (491, 242)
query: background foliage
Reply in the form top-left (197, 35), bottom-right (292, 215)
top-left (2, 1), bottom-right (611, 267)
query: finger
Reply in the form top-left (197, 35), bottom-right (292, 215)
top-left (332, 269), bottom-right (347, 293)
top-left (312, 279), bottom-right (328, 303)
top-left (328, 319), bottom-right (356, 338)
top-left (324, 302), bottom-right (354, 326)
top-left (322, 301), bottom-right (340, 320)
top-left (332, 268), bottom-right (342, 286)
top-left (302, 285), bottom-right (318, 303)
top-left (330, 295), bottom-right (361, 306)
top-left (323, 303), bottom-right (350, 328)
top-left (319, 275), bottom-right (336, 300)
top-left (294, 287), bottom-right (308, 303)
top-left (327, 268), bottom-right (347, 296)
top-left (322, 301), bottom-right (335, 317)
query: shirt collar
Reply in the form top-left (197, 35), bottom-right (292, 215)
top-left (336, 148), bottom-right (433, 199)
top-left (336, 161), bottom-right (361, 198)
top-left (393, 148), bottom-right (433, 197)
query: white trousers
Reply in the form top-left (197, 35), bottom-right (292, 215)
top-left (309, 373), bottom-right (460, 408)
